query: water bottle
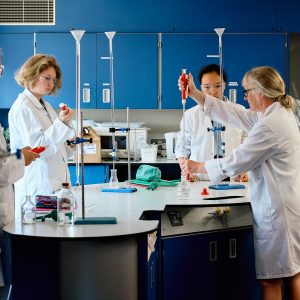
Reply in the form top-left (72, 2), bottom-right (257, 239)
top-left (21, 195), bottom-right (36, 224)
top-left (57, 182), bottom-right (74, 226)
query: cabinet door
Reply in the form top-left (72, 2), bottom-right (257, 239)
top-left (161, 232), bottom-right (222, 300)
top-left (0, 33), bottom-right (34, 108)
top-left (36, 33), bottom-right (97, 109)
top-left (162, 33), bottom-right (287, 108)
top-left (162, 33), bottom-right (218, 109)
top-left (148, 251), bottom-right (158, 300)
top-left (68, 164), bottom-right (109, 185)
top-left (97, 33), bottom-right (158, 109)
top-left (222, 228), bottom-right (261, 300)
top-left (223, 33), bottom-right (287, 107)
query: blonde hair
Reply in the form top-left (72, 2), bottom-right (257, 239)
top-left (15, 54), bottom-right (62, 95)
top-left (242, 66), bottom-right (295, 110)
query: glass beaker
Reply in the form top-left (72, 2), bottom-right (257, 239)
top-left (177, 176), bottom-right (191, 200)
top-left (109, 169), bottom-right (119, 188)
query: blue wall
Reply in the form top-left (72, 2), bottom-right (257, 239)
top-left (1, 0), bottom-right (299, 124)
top-left (0, 0), bottom-right (300, 33)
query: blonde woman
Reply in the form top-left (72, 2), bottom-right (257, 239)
top-left (179, 66), bottom-right (300, 300)
top-left (8, 54), bottom-right (74, 217)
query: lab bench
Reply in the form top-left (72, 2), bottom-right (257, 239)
top-left (4, 182), bottom-right (261, 300)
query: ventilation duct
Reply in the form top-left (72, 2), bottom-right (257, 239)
top-left (0, 0), bottom-right (55, 25)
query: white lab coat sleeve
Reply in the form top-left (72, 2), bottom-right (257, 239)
top-left (12, 105), bottom-right (73, 159)
top-left (204, 95), bottom-right (259, 132)
top-left (65, 143), bottom-right (75, 158)
top-left (0, 155), bottom-right (24, 187)
top-left (175, 112), bottom-right (192, 158)
top-left (205, 122), bottom-right (277, 184)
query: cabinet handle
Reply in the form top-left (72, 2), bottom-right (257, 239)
top-left (229, 238), bottom-right (237, 259)
top-left (209, 241), bottom-right (217, 261)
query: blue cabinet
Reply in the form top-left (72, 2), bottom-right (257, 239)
top-left (161, 228), bottom-right (260, 300)
top-left (0, 33), bottom-right (34, 108)
top-left (162, 34), bottom-right (217, 109)
top-left (162, 232), bottom-right (221, 300)
top-left (97, 33), bottom-right (158, 109)
top-left (36, 32), bottom-right (97, 109)
top-left (68, 164), bottom-right (109, 185)
top-left (223, 33), bottom-right (287, 107)
top-left (162, 33), bottom-right (288, 108)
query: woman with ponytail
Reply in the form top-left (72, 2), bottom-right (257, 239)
top-left (179, 66), bottom-right (300, 300)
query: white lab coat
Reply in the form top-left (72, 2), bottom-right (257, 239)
top-left (8, 89), bottom-right (74, 218)
top-left (0, 124), bottom-right (24, 286)
top-left (175, 101), bottom-right (247, 180)
top-left (204, 94), bottom-right (300, 279)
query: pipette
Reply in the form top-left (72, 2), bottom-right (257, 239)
top-left (177, 69), bottom-right (191, 199)
top-left (180, 69), bottom-right (190, 181)
top-left (181, 69), bottom-right (188, 105)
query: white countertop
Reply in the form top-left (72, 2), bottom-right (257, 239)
top-left (4, 182), bottom-right (250, 239)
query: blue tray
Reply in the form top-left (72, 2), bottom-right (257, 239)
top-left (208, 184), bottom-right (245, 190)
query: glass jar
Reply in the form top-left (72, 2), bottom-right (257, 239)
top-left (57, 182), bottom-right (74, 226)
top-left (177, 176), bottom-right (191, 200)
top-left (21, 195), bottom-right (36, 224)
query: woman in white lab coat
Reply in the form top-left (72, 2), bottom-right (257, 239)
top-left (175, 64), bottom-right (248, 181)
top-left (8, 54), bottom-right (74, 217)
top-left (0, 124), bottom-right (38, 287)
top-left (179, 66), bottom-right (300, 300)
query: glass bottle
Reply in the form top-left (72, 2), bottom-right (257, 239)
top-left (177, 176), bottom-right (191, 200)
top-left (109, 169), bottom-right (119, 189)
top-left (57, 182), bottom-right (74, 226)
top-left (21, 195), bottom-right (36, 224)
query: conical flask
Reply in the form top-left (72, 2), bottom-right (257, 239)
top-left (177, 176), bottom-right (191, 199)
top-left (109, 169), bottom-right (119, 189)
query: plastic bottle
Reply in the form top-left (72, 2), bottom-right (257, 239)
top-left (21, 195), bottom-right (36, 224)
top-left (57, 182), bottom-right (74, 226)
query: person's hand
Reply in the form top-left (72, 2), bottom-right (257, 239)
top-left (178, 157), bottom-right (195, 180)
top-left (177, 157), bottom-right (186, 170)
top-left (234, 173), bottom-right (248, 182)
top-left (21, 146), bottom-right (39, 166)
top-left (59, 106), bottom-right (73, 123)
top-left (181, 159), bottom-right (207, 177)
top-left (178, 73), bottom-right (205, 105)
top-left (67, 137), bottom-right (77, 149)
top-left (178, 73), bottom-right (196, 98)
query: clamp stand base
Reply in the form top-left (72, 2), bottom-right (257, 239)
top-left (74, 217), bottom-right (117, 225)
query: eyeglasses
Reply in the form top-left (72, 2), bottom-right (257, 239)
top-left (201, 83), bottom-right (223, 91)
top-left (243, 88), bottom-right (256, 98)
top-left (40, 75), bottom-right (57, 85)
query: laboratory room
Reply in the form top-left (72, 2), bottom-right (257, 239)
top-left (1, 0), bottom-right (300, 300)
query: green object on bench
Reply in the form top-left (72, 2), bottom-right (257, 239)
top-left (131, 165), bottom-right (180, 190)
top-left (136, 164), bottom-right (162, 181)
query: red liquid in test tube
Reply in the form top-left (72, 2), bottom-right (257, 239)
top-left (59, 103), bottom-right (68, 111)
top-left (31, 146), bottom-right (46, 154)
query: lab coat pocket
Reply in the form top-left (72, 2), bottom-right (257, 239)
top-left (250, 175), bottom-right (273, 239)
